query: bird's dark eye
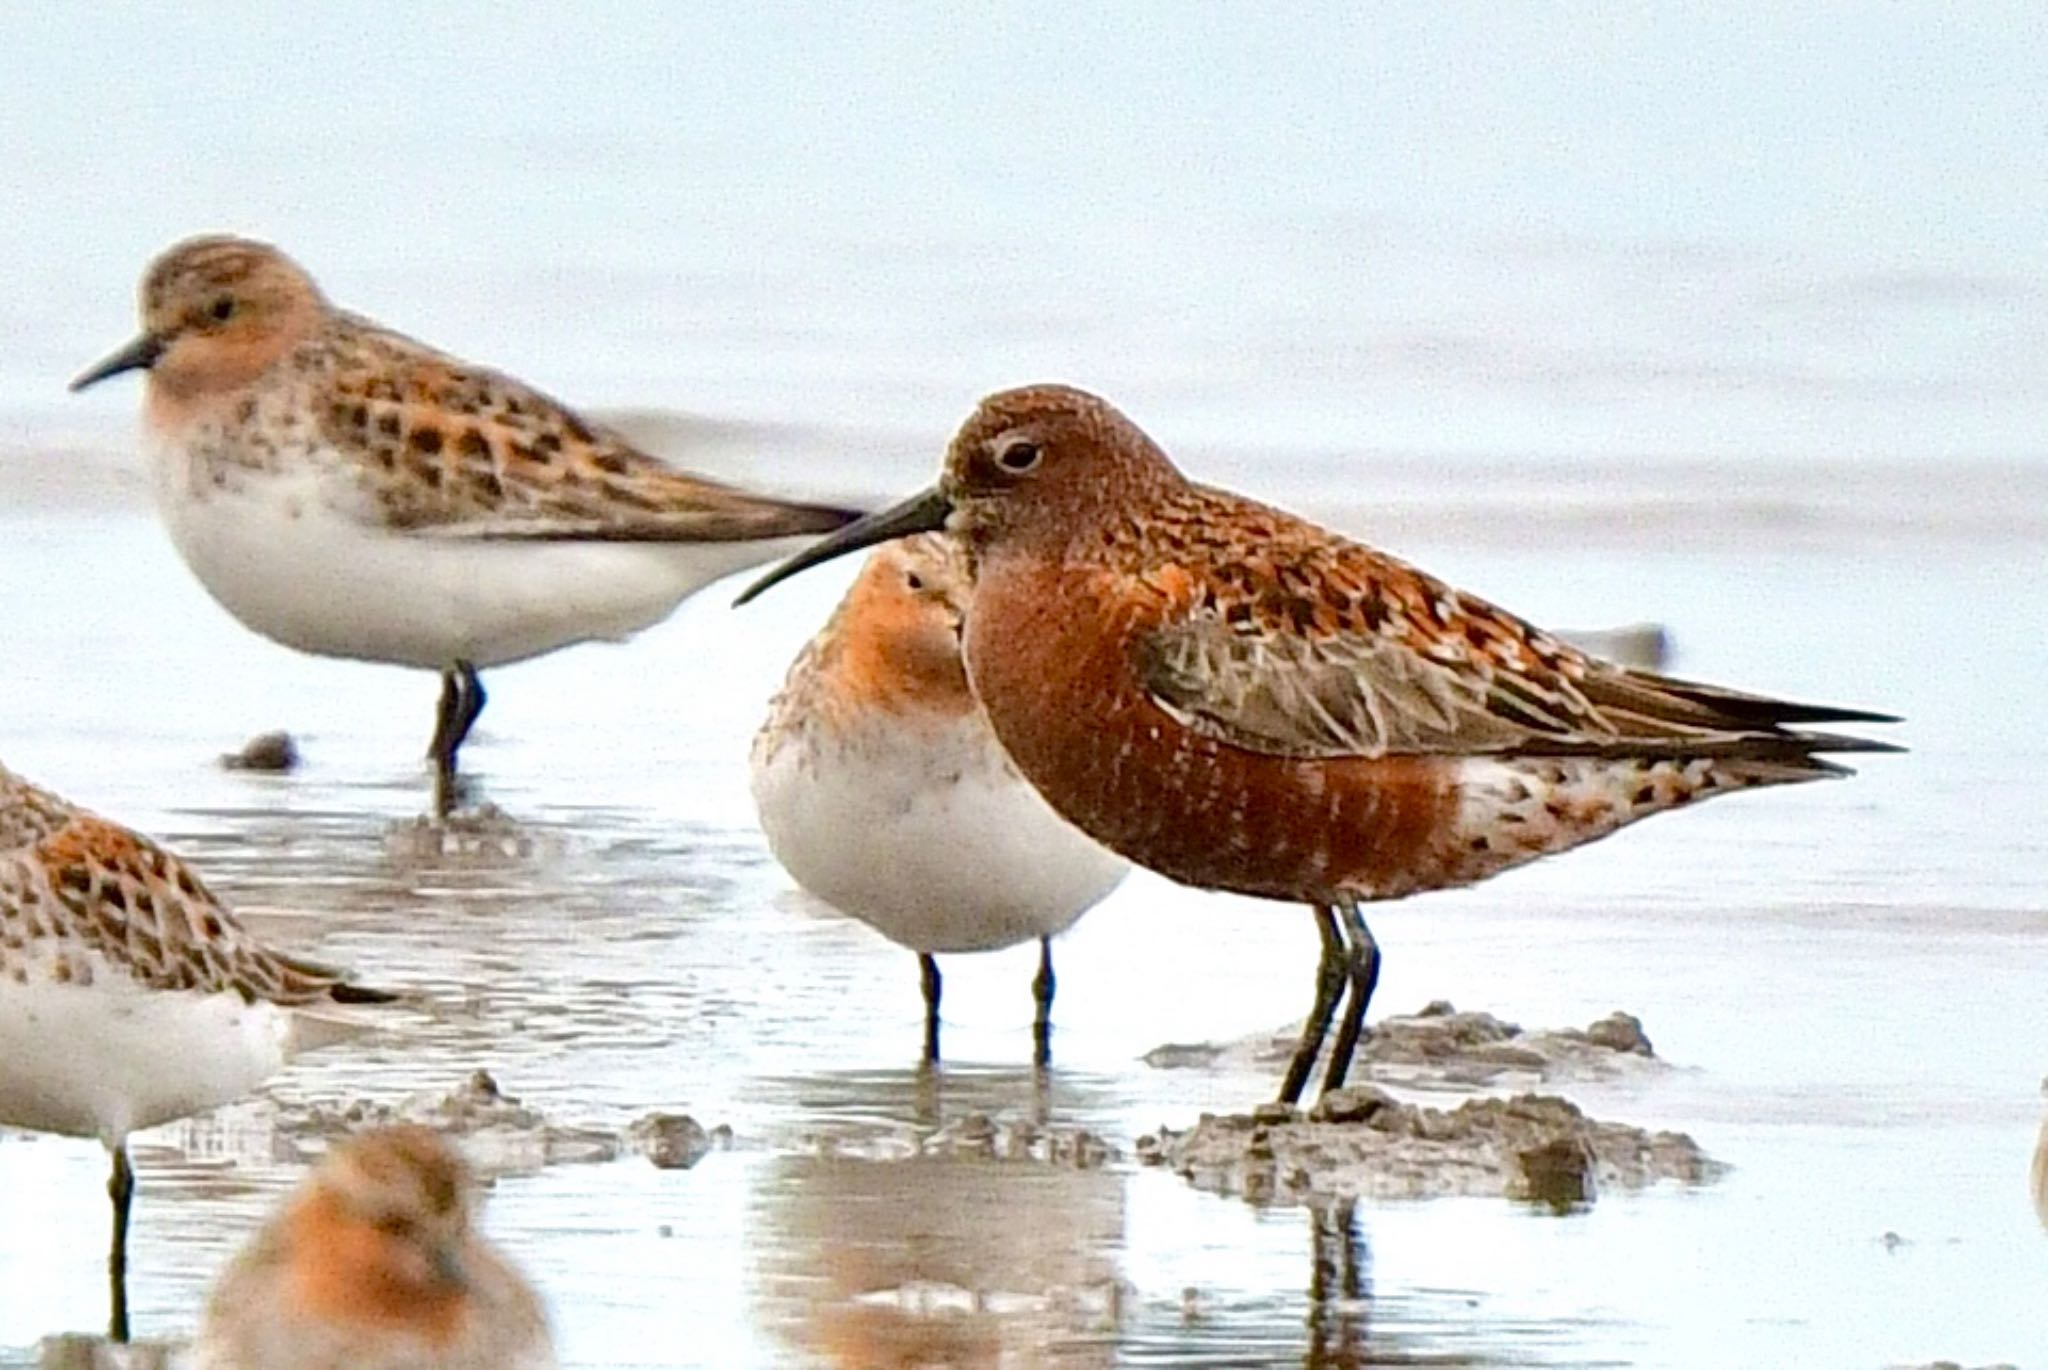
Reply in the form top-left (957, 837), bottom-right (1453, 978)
top-left (375, 1214), bottom-right (417, 1239)
top-left (904, 572), bottom-right (925, 591)
top-left (996, 439), bottom-right (1041, 473)
top-left (209, 297), bottom-right (236, 322)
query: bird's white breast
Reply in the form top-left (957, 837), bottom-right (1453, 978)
top-left (0, 963), bottom-right (293, 1144)
top-left (149, 432), bottom-right (804, 670)
top-left (751, 711), bottom-right (1129, 954)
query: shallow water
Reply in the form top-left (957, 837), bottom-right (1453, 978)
top-left (2, 9), bottom-right (2047, 1362)
top-left (1, 461), bottom-right (2044, 1367)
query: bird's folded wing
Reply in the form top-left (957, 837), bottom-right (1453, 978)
top-left (1136, 607), bottom-right (1898, 762)
top-left (20, 813), bottom-right (383, 1004)
top-left (321, 318), bottom-right (855, 542)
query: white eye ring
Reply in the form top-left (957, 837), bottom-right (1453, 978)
top-left (995, 437), bottom-right (1042, 473)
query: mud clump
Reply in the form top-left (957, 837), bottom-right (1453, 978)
top-left (219, 729), bottom-right (299, 773)
top-left (283, 1070), bottom-right (729, 1174)
top-left (1145, 1002), bottom-right (1661, 1089)
top-left (1137, 1086), bottom-right (1722, 1208)
top-left (1353, 1001), bottom-right (1655, 1080)
top-left (284, 1069), bottom-right (614, 1170)
top-left (628, 1112), bottom-right (734, 1170)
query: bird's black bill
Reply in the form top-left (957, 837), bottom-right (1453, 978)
top-left (733, 484), bottom-right (954, 605)
top-left (69, 334), bottom-right (164, 392)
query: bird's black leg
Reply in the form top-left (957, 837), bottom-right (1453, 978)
top-left (1031, 936), bottom-right (1056, 1069)
top-left (428, 661), bottom-right (486, 818)
top-left (428, 667), bottom-right (461, 764)
top-left (919, 953), bottom-right (942, 1064)
top-left (429, 668), bottom-right (461, 816)
top-left (107, 1145), bottom-right (134, 1343)
top-left (1320, 898), bottom-right (1381, 1095)
top-left (450, 661), bottom-right (487, 759)
top-left (1278, 905), bottom-right (1348, 1106)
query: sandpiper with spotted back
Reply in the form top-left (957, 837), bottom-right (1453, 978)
top-left (738, 384), bottom-right (1901, 1105)
top-left (0, 762), bottom-right (393, 1342)
top-left (194, 1125), bottom-right (554, 1370)
top-left (70, 235), bottom-right (862, 816)
top-left (751, 535), bottom-right (1128, 1066)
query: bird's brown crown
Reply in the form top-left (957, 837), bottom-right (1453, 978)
top-left (942, 385), bottom-right (1184, 547)
top-left (137, 235), bottom-right (326, 397)
top-left (279, 1126), bottom-right (480, 1341)
top-left (319, 1124), bottom-right (472, 1234)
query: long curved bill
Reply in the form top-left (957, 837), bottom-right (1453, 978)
top-left (69, 333), bottom-right (164, 392)
top-left (734, 485), bottom-right (953, 605)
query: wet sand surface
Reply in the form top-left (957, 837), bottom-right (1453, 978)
top-left (2, 436), bottom-right (2045, 1368)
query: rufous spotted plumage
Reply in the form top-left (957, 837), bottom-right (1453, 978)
top-left (0, 762), bottom-right (391, 1341)
top-left (739, 384), bottom-right (1899, 1104)
top-left (71, 235), bottom-right (862, 815)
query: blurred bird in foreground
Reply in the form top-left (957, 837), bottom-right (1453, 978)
top-left (194, 1125), bottom-right (553, 1370)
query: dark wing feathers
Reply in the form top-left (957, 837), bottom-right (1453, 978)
top-left (1584, 670), bottom-right (1901, 729)
top-left (1136, 609), bottom-right (1899, 765)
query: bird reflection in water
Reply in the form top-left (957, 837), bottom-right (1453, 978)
top-left (757, 1149), bottom-right (1124, 1368)
top-left (1306, 1200), bottom-right (1372, 1369)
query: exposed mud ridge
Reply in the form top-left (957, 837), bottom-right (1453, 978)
top-left (1145, 1001), bottom-right (1663, 1089)
top-left (807, 1112), bottom-right (1117, 1169)
top-left (1136, 1086), bottom-right (1723, 1208)
top-left (280, 1070), bottom-right (732, 1174)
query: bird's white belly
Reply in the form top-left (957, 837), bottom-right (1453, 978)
top-left (0, 973), bottom-right (290, 1143)
top-left (152, 457), bottom-right (804, 670)
top-left (752, 718), bottom-right (1129, 954)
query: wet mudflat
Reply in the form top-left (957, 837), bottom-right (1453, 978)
top-left (1, 448), bottom-right (2044, 1368)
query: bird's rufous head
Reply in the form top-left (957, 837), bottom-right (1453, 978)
top-left (70, 235), bottom-right (326, 402)
top-left (285, 1125), bottom-right (478, 1327)
top-left (939, 384), bottom-right (1179, 546)
top-left (735, 384), bottom-right (1179, 605)
top-left (821, 535), bottom-right (974, 714)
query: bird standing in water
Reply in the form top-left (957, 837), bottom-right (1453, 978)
top-left (751, 535), bottom-right (1127, 1066)
top-left (72, 235), bottom-right (861, 816)
top-left (739, 384), bottom-right (1898, 1104)
top-left (0, 762), bottom-right (391, 1341)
